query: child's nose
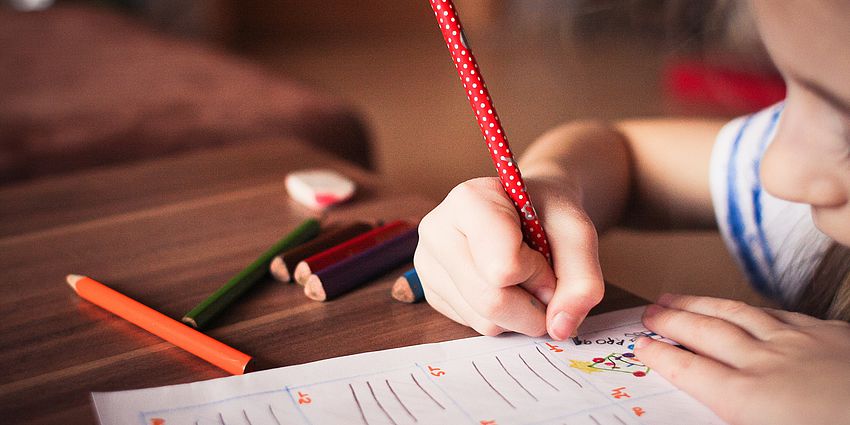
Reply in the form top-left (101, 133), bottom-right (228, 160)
top-left (761, 130), bottom-right (846, 209)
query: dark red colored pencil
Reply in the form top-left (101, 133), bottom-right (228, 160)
top-left (269, 221), bottom-right (374, 282)
top-left (293, 220), bottom-right (413, 285)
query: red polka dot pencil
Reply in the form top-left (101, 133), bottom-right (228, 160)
top-left (428, 0), bottom-right (551, 261)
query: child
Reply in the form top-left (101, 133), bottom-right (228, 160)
top-left (413, 1), bottom-right (850, 423)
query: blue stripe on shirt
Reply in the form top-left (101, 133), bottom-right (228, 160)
top-left (727, 114), bottom-right (772, 296)
top-left (751, 104), bottom-right (783, 273)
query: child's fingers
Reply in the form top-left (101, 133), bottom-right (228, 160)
top-left (634, 337), bottom-right (741, 423)
top-left (422, 288), bottom-right (469, 327)
top-left (542, 208), bottom-right (605, 340)
top-left (514, 246), bottom-right (557, 306)
top-left (761, 307), bottom-right (823, 327)
top-left (415, 248), bottom-right (505, 335)
top-left (447, 233), bottom-right (548, 336)
top-left (656, 293), bottom-right (784, 338)
top-left (641, 304), bottom-right (763, 367)
top-left (416, 269), bottom-right (468, 326)
top-left (451, 178), bottom-right (555, 304)
top-left (418, 189), bottom-right (550, 337)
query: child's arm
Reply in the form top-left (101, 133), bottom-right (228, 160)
top-left (415, 118), bottom-right (725, 339)
top-left (520, 118), bottom-right (725, 231)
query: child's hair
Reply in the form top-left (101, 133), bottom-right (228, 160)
top-left (796, 244), bottom-right (850, 321)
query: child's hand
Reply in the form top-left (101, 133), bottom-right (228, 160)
top-left (635, 294), bottom-right (850, 425)
top-left (414, 176), bottom-right (604, 339)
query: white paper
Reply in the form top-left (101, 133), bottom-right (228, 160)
top-left (92, 307), bottom-right (725, 424)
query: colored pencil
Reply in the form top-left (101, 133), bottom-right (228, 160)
top-left (183, 218), bottom-right (321, 329)
top-left (269, 221), bottom-right (374, 283)
top-left (66, 274), bottom-right (252, 375)
top-left (391, 268), bottom-right (425, 303)
top-left (428, 0), bottom-right (551, 261)
top-left (304, 227), bottom-right (419, 301)
top-left (293, 220), bottom-right (413, 285)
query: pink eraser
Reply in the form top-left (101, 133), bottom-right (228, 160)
top-left (285, 169), bottom-right (356, 210)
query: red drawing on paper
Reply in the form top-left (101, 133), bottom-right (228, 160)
top-left (569, 352), bottom-right (649, 377)
top-left (632, 407), bottom-right (646, 416)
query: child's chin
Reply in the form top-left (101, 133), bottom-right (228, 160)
top-left (811, 206), bottom-right (850, 246)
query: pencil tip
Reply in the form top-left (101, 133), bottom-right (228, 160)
top-left (303, 275), bottom-right (326, 301)
top-left (391, 277), bottom-right (414, 303)
top-left (269, 256), bottom-right (290, 283)
top-left (66, 274), bottom-right (84, 290)
top-left (182, 317), bottom-right (199, 328)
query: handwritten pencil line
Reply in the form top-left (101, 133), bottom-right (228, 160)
top-left (218, 412), bottom-right (226, 425)
top-left (242, 409), bottom-right (253, 425)
top-left (350, 383), bottom-right (369, 425)
top-left (268, 405), bottom-right (282, 425)
top-left (495, 355), bottom-right (538, 401)
top-left (410, 373), bottom-right (445, 410)
top-left (367, 381), bottom-right (398, 425)
top-left (472, 360), bottom-right (516, 409)
top-left (589, 413), bottom-right (601, 425)
top-left (535, 346), bottom-right (582, 388)
top-left (386, 379), bottom-right (417, 422)
top-left (518, 352), bottom-right (558, 391)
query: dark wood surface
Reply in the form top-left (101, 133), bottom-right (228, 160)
top-left (0, 140), bottom-right (645, 424)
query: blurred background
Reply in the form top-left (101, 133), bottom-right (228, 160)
top-left (2, 0), bottom-right (784, 304)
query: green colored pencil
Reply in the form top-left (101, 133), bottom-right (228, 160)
top-left (182, 218), bottom-right (321, 329)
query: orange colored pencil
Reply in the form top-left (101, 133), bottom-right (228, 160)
top-left (66, 274), bottom-right (252, 375)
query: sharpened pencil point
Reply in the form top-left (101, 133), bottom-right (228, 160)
top-left (391, 277), bottom-right (415, 303)
top-left (66, 274), bottom-right (84, 290)
top-left (269, 256), bottom-right (290, 283)
top-left (293, 262), bottom-right (312, 286)
top-left (182, 316), bottom-right (199, 328)
top-left (304, 275), bottom-right (327, 301)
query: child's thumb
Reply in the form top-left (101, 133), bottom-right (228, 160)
top-left (543, 211), bottom-right (605, 340)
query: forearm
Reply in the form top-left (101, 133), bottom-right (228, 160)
top-left (520, 119), bottom-right (724, 231)
top-left (520, 121), bottom-right (631, 232)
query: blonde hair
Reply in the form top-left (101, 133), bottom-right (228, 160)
top-left (795, 244), bottom-right (850, 321)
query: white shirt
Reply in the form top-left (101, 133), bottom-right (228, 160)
top-left (709, 102), bottom-right (831, 306)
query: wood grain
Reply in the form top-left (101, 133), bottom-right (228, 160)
top-left (0, 140), bottom-right (644, 424)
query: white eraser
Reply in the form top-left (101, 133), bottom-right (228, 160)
top-left (285, 169), bottom-right (356, 210)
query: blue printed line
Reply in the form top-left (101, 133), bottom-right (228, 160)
top-left (134, 321), bottom-right (654, 424)
top-left (140, 387), bottom-right (288, 417)
top-left (286, 385), bottom-right (313, 425)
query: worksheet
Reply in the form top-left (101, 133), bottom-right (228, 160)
top-left (92, 307), bottom-right (725, 425)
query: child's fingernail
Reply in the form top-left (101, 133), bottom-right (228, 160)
top-left (644, 304), bottom-right (663, 317)
top-left (549, 311), bottom-right (575, 340)
top-left (634, 336), bottom-right (651, 349)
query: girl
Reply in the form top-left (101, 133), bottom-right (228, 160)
top-left (414, 1), bottom-right (850, 423)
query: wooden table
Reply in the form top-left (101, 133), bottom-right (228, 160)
top-left (0, 140), bottom-right (645, 424)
